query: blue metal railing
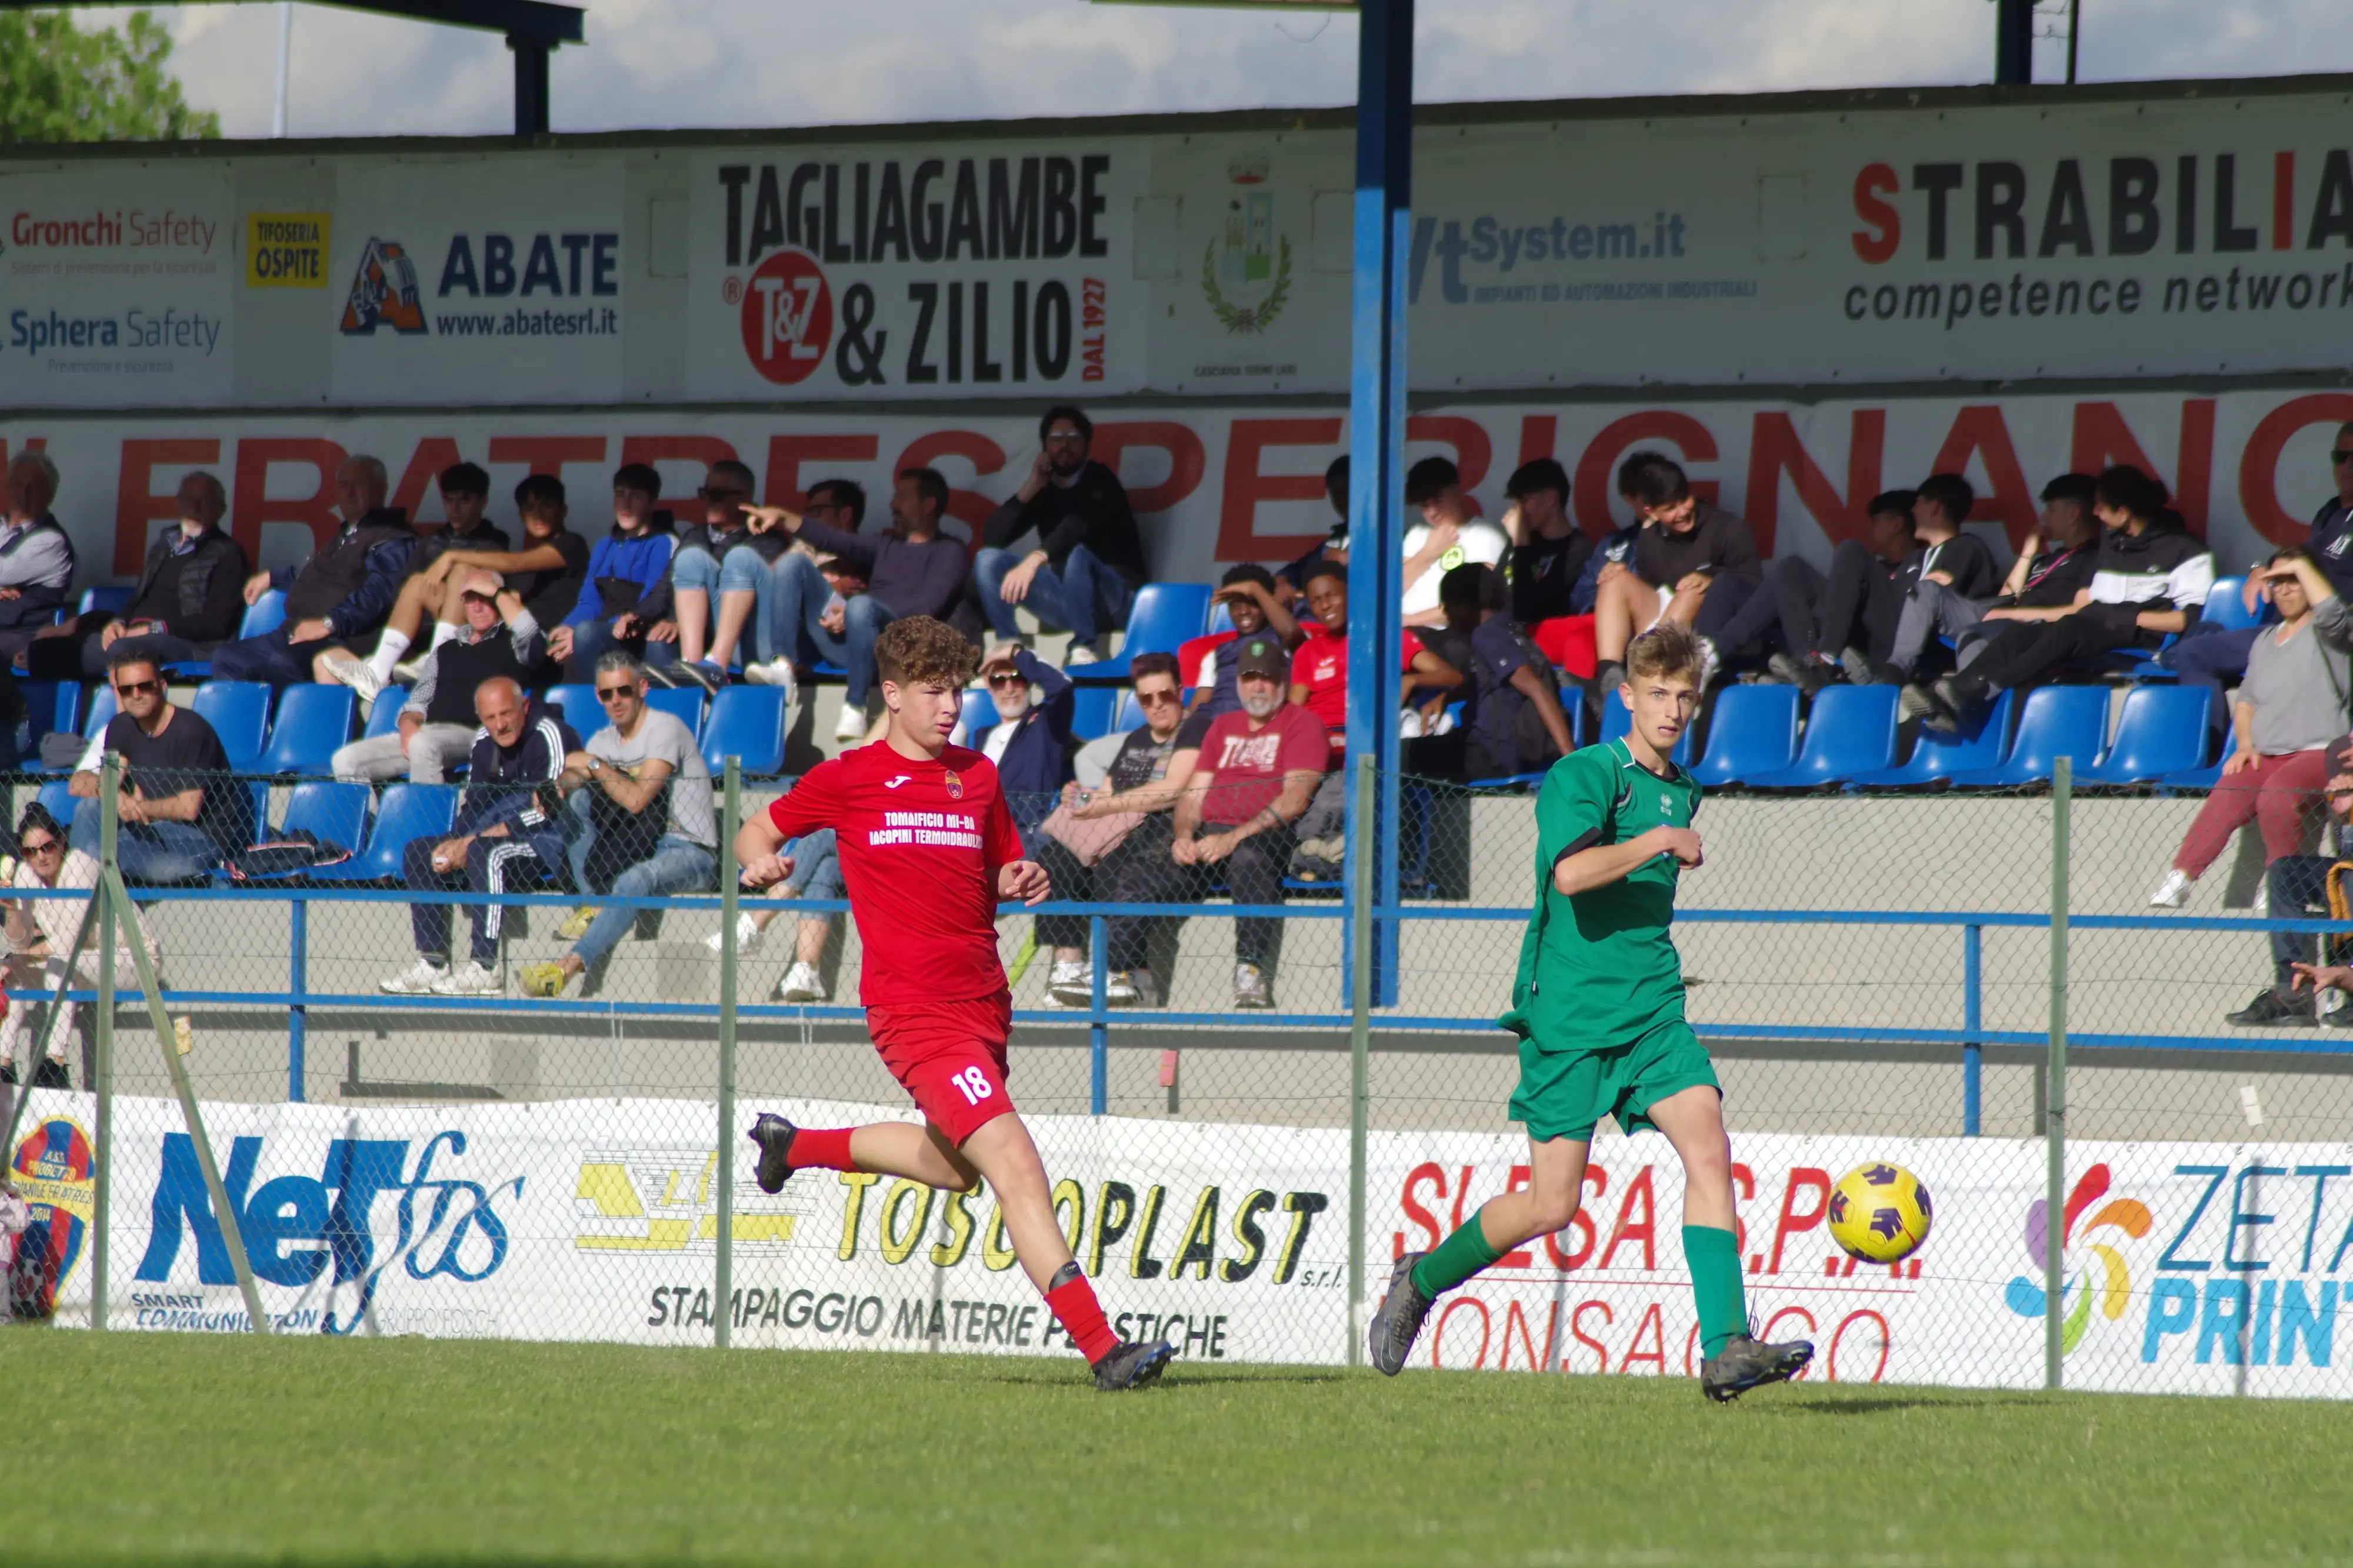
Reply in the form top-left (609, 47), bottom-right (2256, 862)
top-left (11, 883), bottom-right (2353, 1127)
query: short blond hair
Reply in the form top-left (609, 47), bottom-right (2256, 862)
top-left (1626, 622), bottom-right (1705, 686)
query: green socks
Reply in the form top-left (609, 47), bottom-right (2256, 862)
top-left (1409, 1209), bottom-right (1507, 1297)
top-left (1684, 1223), bottom-right (1747, 1358)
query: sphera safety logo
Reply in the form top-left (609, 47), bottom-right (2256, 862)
top-left (730, 246), bottom-right (832, 385)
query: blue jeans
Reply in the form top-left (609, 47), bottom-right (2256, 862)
top-left (564, 829), bottom-right (715, 972)
top-left (972, 542), bottom-right (1134, 646)
top-left (564, 615), bottom-right (646, 681)
top-left (782, 828), bottom-right (842, 902)
top-left (71, 802), bottom-right (224, 883)
top-left (765, 553), bottom-right (894, 704)
top-left (669, 546), bottom-right (779, 666)
top-left (209, 626), bottom-right (325, 687)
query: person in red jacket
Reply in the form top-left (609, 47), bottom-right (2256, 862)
top-left (736, 615), bottom-right (1174, 1392)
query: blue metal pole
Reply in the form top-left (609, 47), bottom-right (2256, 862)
top-left (1962, 922), bottom-right (1982, 1137)
top-left (288, 896), bottom-right (308, 1102)
top-left (1344, 0), bottom-right (1411, 1009)
top-left (1089, 914), bottom-right (1108, 1116)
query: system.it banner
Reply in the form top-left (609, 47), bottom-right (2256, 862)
top-left (686, 143), bottom-right (1141, 401)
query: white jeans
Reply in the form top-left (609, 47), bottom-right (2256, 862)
top-left (332, 724), bottom-right (478, 784)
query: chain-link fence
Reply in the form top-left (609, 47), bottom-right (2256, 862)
top-left (5, 752), bottom-right (2350, 1396)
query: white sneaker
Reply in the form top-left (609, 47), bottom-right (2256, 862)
top-left (1105, 969), bottom-right (1139, 1006)
top-left (775, 960), bottom-right (826, 1003)
top-left (704, 912), bottom-right (765, 956)
top-left (1065, 644), bottom-right (1101, 666)
top-left (1233, 962), bottom-right (1272, 1009)
top-left (2148, 868), bottom-right (2192, 909)
top-left (321, 654), bottom-right (385, 706)
top-left (1697, 636), bottom-right (1721, 689)
top-left (744, 659), bottom-right (796, 701)
top-left (2254, 880), bottom-right (2270, 917)
top-left (431, 959), bottom-right (503, 996)
top-left (392, 656), bottom-right (428, 683)
top-left (1047, 959), bottom-right (1090, 1006)
top-left (378, 956), bottom-right (448, 995)
top-left (834, 703), bottom-right (870, 743)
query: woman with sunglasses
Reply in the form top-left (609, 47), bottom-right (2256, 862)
top-left (1, 803), bottom-right (159, 1089)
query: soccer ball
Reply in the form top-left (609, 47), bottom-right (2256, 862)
top-left (1827, 1162), bottom-right (1933, 1263)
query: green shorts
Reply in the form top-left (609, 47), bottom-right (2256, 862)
top-left (1507, 1017), bottom-right (1720, 1143)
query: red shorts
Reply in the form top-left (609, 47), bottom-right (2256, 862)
top-left (868, 990), bottom-right (1016, 1146)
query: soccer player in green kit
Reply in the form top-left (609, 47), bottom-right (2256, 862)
top-left (1369, 622), bottom-right (1814, 1400)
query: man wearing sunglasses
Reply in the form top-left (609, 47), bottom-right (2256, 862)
top-left (973, 406), bottom-right (1148, 664)
top-left (66, 652), bottom-right (244, 883)
top-left (331, 570), bottom-right (544, 785)
top-left (635, 460), bottom-right (788, 695)
top-left (966, 642), bottom-right (1075, 848)
top-left (521, 652), bottom-right (716, 999)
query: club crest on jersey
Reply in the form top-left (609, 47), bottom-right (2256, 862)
top-left (943, 769), bottom-right (964, 800)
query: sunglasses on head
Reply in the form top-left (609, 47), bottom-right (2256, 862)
top-left (114, 678), bottom-right (163, 697)
top-left (595, 684), bottom-right (637, 700)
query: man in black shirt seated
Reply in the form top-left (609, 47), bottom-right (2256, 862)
top-left (1877, 473), bottom-right (2101, 691)
top-left (1710, 489), bottom-right (1922, 695)
top-left (974, 405), bottom-right (1148, 664)
top-left (66, 650), bottom-right (244, 883)
top-left (1501, 458), bottom-right (1589, 626)
top-left (21, 471), bottom-right (250, 679)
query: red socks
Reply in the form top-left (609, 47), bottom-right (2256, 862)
top-left (1045, 1273), bottom-right (1120, 1365)
top-left (788, 1127), bottom-right (858, 1173)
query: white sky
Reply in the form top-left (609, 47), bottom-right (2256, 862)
top-left (85, 0), bottom-right (2353, 141)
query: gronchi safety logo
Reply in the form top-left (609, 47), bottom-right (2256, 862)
top-left (2002, 1163), bottom-right (2151, 1353)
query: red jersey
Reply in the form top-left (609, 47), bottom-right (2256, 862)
top-left (1291, 629), bottom-right (1425, 755)
top-left (768, 742), bottom-right (1025, 1007)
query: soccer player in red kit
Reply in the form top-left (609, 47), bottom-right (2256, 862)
top-left (739, 616), bottom-right (1175, 1392)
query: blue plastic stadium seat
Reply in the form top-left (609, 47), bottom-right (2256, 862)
top-left (700, 685), bottom-right (786, 776)
top-left (957, 689), bottom-right (994, 743)
top-left (191, 680), bottom-right (272, 768)
top-left (241, 589), bottom-right (288, 639)
top-left (281, 780), bottom-right (370, 853)
top-left (42, 687), bottom-right (118, 772)
top-left (1109, 689), bottom-right (1145, 733)
top-left (361, 685), bottom-right (413, 740)
top-left (644, 686), bottom-right (707, 738)
top-left (77, 585), bottom-right (135, 618)
top-left (2077, 684), bottom-right (2212, 786)
top-left (253, 683), bottom-right (355, 777)
top-left (542, 683), bottom-right (598, 733)
top-left (1742, 685), bottom-right (1901, 789)
top-left (14, 680), bottom-right (81, 758)
top-left (1688, 685), bottom-right (1801, 788)
top-left (1944, 685), bottom-right (2111, 789)
top-left (2159, 759), bottom-right (2226, 792)
top-left (2198, 575), bottom-right (2264, 633)
top-left (1205, 599), bottom-right (1235, 636)
top-left (1071, 685), bottom-right (1120, 740)
top-left (1070, 583), bottom-right (1215, 681)
top-left (1598, 690), bottom-right (1697, 767)
top-left (33, 776), bottom-right (76, 828)
top-left (1846, 689), bottom-right (2016, 789)
top-left (308, 783), bottom-right (458, 882)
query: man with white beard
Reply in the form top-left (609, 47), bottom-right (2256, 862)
top-left (1169, 633), bottom-right (1329, 1009)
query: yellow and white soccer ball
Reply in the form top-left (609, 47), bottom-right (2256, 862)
top-left (1827, 1162), bottom-right (1934, 1263)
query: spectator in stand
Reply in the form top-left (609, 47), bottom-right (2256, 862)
top-left (1, 802), bottom-right (162, 1090)
top-left (1170, 633), bottom-right (1328, 1009)
top-left (1908, 473), bottom-right (2004, 599)
top-left (706, 826), bottom-right (845, 1005)
top-left (1501, 458), bottom-right (1589, 625)
top-left (0, 451), bottom-right (79, 663)
top-left (975, 406), bottom-right (1148, 663)
top-left (1591, 454), bottom-right (1761, 692)
top-left (1035, 652), bottom-right (1207, 1009)
top-left (2218, 733), bottom-right (2353, 1028)
top-left (969, 643), bottom-right (1076, 844)
top-left (1279, 455), bottom-right (1351, 598)
top-left (1879, 475), bottom-right (2100, 702)
top-left (2163, 421), bottom-right (2353, 740)
top-left (742, 469), bottom-right (971, 743)
top-left (329, 569), bottom-right (545, 785)
top-left (1286, 561), bottom-right (1462, 875)
top-left (1400, 457), bottom-right (1508, 630)
top-left (1565, 451), bottom-right (1657, 620)
top-left (638, 460), bottom-right (786, 695)
top-left (1927, 466), bottom-right (2214, 733)
top-left (313, 459), bottom-right (520, 692)
top-left (213, 454), bottom-right (416, 688)
top-left (2149, 550), bottom-right (2351, 910)
top-left (1182, 564), bottom-right (1307, 722)
top-left (522, 652), bottom-right (718, 999)
top-left (1713, 490), bottom-right (1919, 696)
top-left (1437, 562), bottom-right (1576, 783)
top-left (546, 464), bottom-right (678, 680)
top-left (378, 676), bottom-right (579, 997)
top-left (66, 650), bottom-right (246, 883)
top-left (21, 471), bottom-right (248, 679)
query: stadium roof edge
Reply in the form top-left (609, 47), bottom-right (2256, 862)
top-left (5, 68), bottom-right (2352, 162)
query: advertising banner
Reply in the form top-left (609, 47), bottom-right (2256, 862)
top-left (15, 1092), bottom-right (2351, 1397)
top-left (0, 167), bottom-right (235, 407)
top-left (326, 158), bottom-right (625, 406)
top-left (4, 384), bottom-right (2343, 582)
top-left (686, 141), bottom-right (1142, 402)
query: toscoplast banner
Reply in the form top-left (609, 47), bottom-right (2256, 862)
top-left (11, 1092), bottom-right (2351, 1397)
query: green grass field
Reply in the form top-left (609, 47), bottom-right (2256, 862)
top-left (5, 1330), bottom-right (2349, 1567)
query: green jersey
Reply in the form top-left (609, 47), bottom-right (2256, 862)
top-left (1499, 738), bottom-right (1702, 1050)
